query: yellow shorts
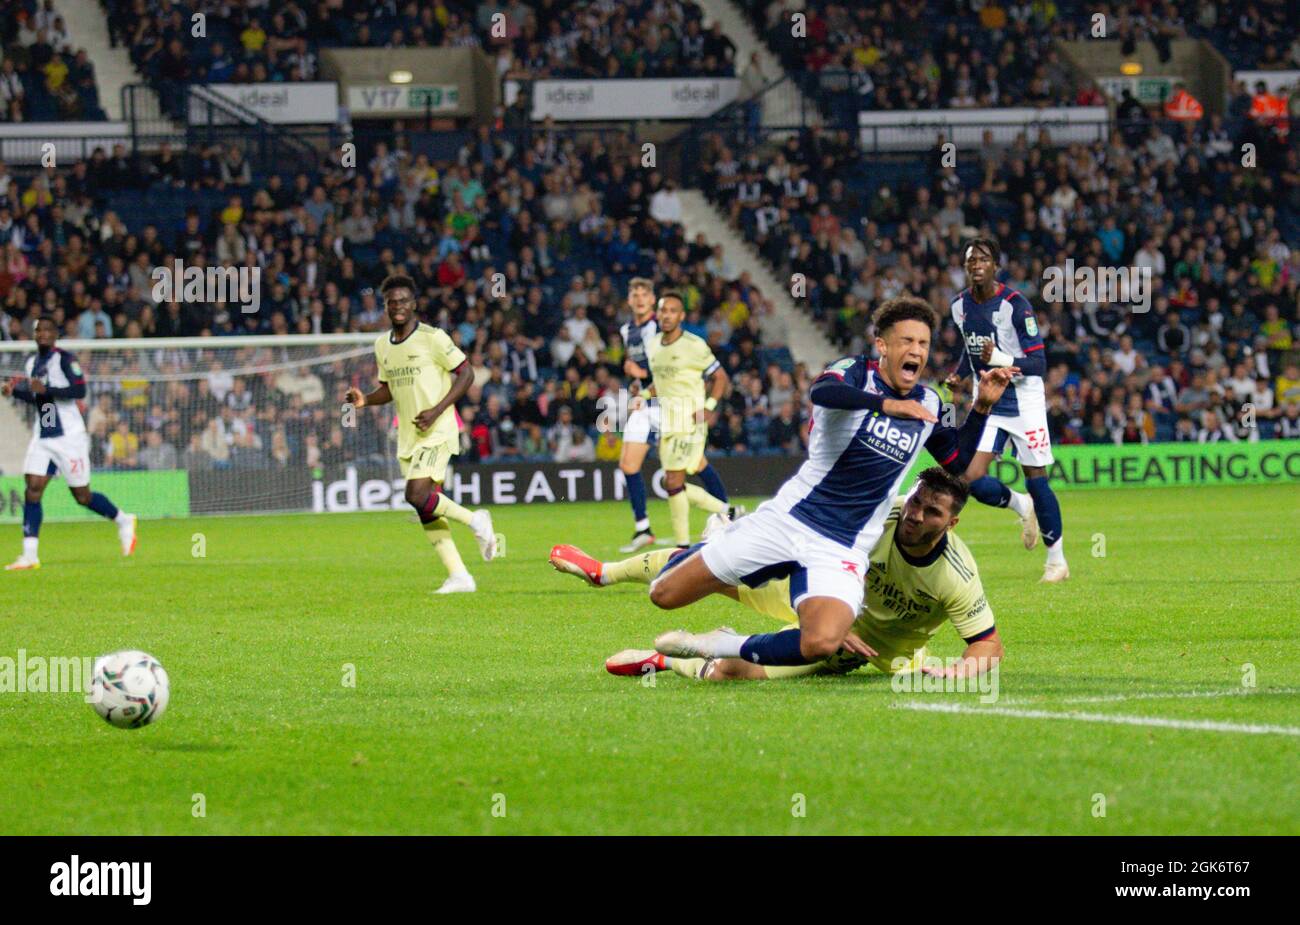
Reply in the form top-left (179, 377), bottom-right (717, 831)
top-left (658, 425), bottom-right (707, 474)
top-left (399, 440), bottom-right (454, 482)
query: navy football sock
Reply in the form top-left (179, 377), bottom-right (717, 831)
top-left (697, 464), bottom-right (728, 503)
top-left (969, 475), bottom-right (1011, 508)
top-left (87, 492), bottom-right (120, 521)
top-left (738, 628), bottom-right (813, 666)
top-left (625, 471), bottom-right (648, 524)
top-left (22, 501), bottom-right (42, 538)
top-left (1024, 476), bottom-right (1063, 547)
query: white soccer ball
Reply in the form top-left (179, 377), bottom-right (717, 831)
top-left (90, 650), bottom-right (170, 729)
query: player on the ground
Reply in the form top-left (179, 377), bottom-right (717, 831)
top-left (550, 467), bottom-right (1002, 683)
top-left (644, 290), bottom-right (732, 548)
top-left (642, 296), bottom-right (1017, 668)
top-left (3, 314), bottom-right (137, 570)
top-left (948, 237), bottom-right (1067, 582)
top-left (617, 278), bottom-right (734, 552)
top-left (344, 274), bottom-right (497, 594)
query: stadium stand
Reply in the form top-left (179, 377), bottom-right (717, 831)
top-left (0, 115), bottom-right (805, 471)
top-left (104, 0), bottom-right (736, 121)
top-left (0, 0), bottom-right (107, 121)
top-left (1, 0), bottom-right (1298, 472)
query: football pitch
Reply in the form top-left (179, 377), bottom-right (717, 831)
top-left (1, 483), bottom-right (1297, 835)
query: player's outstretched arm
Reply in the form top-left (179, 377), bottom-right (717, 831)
top-left (922, 628), bottom-right (1003, 679)
top-left (345, 383), bottom-right (392, 409)
top-left (927, 368), bottom-right (1019, 474)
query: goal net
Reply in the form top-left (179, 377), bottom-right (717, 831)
top-left (0, 334), bottom-right (397, 522)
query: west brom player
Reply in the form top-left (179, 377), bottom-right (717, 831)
top-left (2, 315), bottom-right (137, 570)
top-left (616, 277), bottom-right (662, 551)
top-left (648, 296), bottom-right (1018, 667)
top-left (948, 238), bottom-right (1068, 582)
top-left (617, 278), bottom-right (732, 552)
top-left (550, 466), bottom-right (1004, 687)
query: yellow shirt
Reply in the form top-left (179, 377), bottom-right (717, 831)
top-left (739, 500), bottom-right (994, 673)
top-left (721, 298), bottom-right (750, 328)
top-left (1276, 375), bottom-right (1300, 406)
top-left (109, 431), bottom-right (139, 462)
top-left (374, 323), bottom-right (466, 457)
top-left (645, 329), bottom-right (719, 436)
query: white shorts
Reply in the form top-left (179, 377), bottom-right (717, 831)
top-left (623, 403), bottom-right (661, 444)
top-left (700, 505), bottom-right (867, 614)
top-left (24, 432), bottom-right (92, 488)
top-left (978, 399), bottom-right (1054, 467)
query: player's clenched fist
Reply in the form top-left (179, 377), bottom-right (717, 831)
top-left (344, 386), bottom-right (365, 409)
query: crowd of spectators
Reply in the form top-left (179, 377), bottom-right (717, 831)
top-left (745, 0), bottom-right (1096, 121)
top-left (699, 84), bottom-right (1300, 445)
top-left (0, 115), bottom-right (806, 472)
top-left (107, 0), bottom-right (735, 120)
top-left (0, 0), bottom-right (105, 121)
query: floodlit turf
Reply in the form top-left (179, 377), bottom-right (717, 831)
top-left (1, 483), bottom-right (1297, 835)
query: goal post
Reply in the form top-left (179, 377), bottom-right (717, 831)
top-left (0, 334), bottom-right (400, 522)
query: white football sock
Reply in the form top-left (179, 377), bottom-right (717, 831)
top-left (635, 518), bottom-right (650, 532)
top-left (1008, 491), bottom-right (1032, 518)
top-left (115, 511), bottom-right (132, 525)
top-left (712, 633), bottom-right (746, 659)
top-left (23, 537), bottom-right (38, 560)
top-left (1046, 537), bottom-right (1066, 565)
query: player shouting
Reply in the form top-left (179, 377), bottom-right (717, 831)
top-left (3, 315), bottom-right (137, 571)
top-left (640, 296), bottom-right (1016, 668)
top-left (550, 467), bottom-right (1003, 684)
top-left (345, 274), bottom-right (497, 594)
top-left (948, 238), bottom-right (1067, 582)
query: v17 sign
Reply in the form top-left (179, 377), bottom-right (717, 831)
top-left (346, 84), bottom-right (462, 117)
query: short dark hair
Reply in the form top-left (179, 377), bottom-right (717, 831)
top-left (657, 290), bottom-right (686, 312)
top-left (914, 465), bottom-right (969, 514)
top-left (962, 236), bottom-right (1001, 265)
top-left (36, 313), bottom-right (58, 327)
top-left (379, 274), bottom-right (417, 298)
top-left (872, 295), bottom-right (937, 335)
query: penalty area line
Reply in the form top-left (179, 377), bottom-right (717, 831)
top-left (892, 701), bottom-right (1300, 737)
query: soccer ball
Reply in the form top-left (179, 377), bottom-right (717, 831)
top-left (90, 650), bottom-right (170, 729)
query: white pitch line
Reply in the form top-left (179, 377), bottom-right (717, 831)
top-left (1000, 687), bottom-right (1300, 706)
top-left (893, 701), bottom-right (1300, 737)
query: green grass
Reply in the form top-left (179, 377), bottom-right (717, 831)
top-left (1, 484), bottom-right (1297, 835)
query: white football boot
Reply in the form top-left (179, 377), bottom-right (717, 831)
top-left (654, 626), bottom-right (741, 659)
top-left (118, 513), bottom-right (138, 556)
top-left (469, 510), bottom-right (497, 561)
top-left (1040, 562), bottom-right (1070, 583)
top-left (435, 573), bottom-right (477, 594)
